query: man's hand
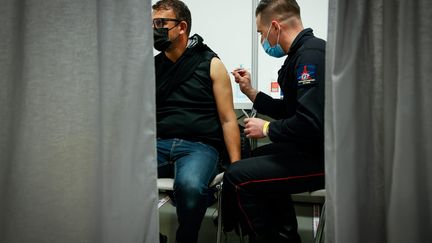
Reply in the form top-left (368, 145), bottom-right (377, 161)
top-left (244, 117), bottom-right (267, 138)
top-left (232, 68), bottom-right (258, 102)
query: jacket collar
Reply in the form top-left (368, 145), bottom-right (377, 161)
top-left (288, 28), bottom-right (314, 56)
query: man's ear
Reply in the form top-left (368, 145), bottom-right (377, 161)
top-left (271, 20), bottom-right (281, 31)
top-left (179, 21), bottom-right (188, 35)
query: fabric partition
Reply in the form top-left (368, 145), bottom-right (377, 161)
top-left (325, 0), bottom-right (432, 242)
top-left (0, 0), bottom-right (158, 243)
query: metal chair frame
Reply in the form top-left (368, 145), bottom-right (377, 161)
top-left (157, 172), bottom-right (225, 243)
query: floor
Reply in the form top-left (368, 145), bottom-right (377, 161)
top-left (159, 198), bottom-right (320, 243)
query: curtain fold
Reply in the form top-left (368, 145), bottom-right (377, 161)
top-left (0, 1), bottom-right (158, 243)
top-left (326, 0), bottom-right (432, 242)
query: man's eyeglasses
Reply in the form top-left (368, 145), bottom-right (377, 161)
top-left (153, 18), bottom-right (181, 29)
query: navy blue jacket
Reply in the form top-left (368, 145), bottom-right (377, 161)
top-left (254, 28), bottom-right (325, 154)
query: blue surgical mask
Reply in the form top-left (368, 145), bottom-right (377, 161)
top-left (261, 23), bottom-right (286, 58)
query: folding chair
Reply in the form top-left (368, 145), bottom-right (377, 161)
top-left (157, 172), bottom-right (225, 243)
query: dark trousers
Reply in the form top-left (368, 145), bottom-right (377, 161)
top-left (222, 143), bottom-right (324, 242)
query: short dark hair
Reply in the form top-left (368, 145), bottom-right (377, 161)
top-left (256, 0), bottom-right (300, 23)
top-left (152, 0), bottom-right (192, 36)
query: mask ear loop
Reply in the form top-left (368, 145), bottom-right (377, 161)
top-left (264, 22), bottom-right (272, 42)
top-left (275, 22), bottom-right (281, 46)
top-left (170, 20), bottom-right (184, 44)
top-left (168, 20), bottom-right (181, 31)
top-left (266, 21), bottom-right (281, 46)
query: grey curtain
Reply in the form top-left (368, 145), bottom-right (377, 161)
top-left (0, 1), bottom-right (158, 243)
top-left (326, 0), bottom-right (432, 242)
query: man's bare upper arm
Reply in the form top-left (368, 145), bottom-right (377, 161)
top-left (210, 57), bottom-right (236, 123)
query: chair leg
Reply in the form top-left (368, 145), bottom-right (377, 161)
top-left (314, 202), bottom-right (325, 243)
top-left (238, 223), bottom-right (244, 243)
top-left (216, 185), bottom-right (222, 243)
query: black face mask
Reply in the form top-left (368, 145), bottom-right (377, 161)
top-left (153, 28), bottom-right (172, 52)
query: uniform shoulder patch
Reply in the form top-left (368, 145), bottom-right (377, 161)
top-left (296, 64), bottom-right (317, 86)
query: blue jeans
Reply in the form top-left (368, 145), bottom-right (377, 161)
top-left (157, 138), bottom-right (219, 243)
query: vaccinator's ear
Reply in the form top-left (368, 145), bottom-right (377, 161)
top-left (271, 20), bottom-right (281, 31)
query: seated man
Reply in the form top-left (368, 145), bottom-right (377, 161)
top-left (152, 1), bottom-right (240, 243)
top-left (222, 0), bottom-right (325, 242)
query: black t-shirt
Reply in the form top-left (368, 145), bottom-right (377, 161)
top-left (155, 44), bottom-right (223, 151)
